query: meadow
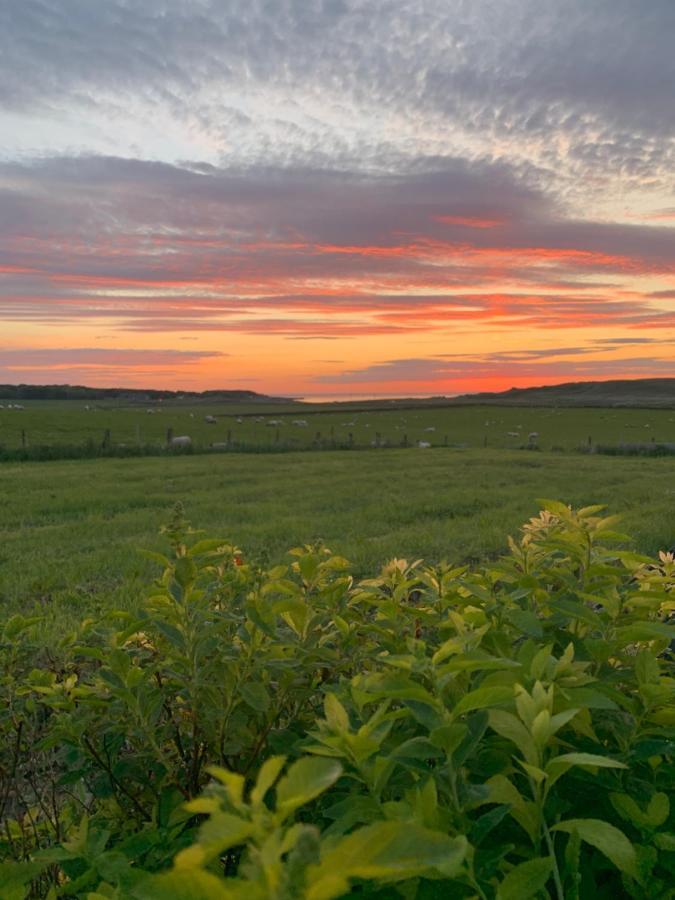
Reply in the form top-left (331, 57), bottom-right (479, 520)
top-left (2, 405), bottom-right (675, 898)
top-left (1, 399), bottom-right (675, 455)
top-left (1, 446), bottom-right (673, 637)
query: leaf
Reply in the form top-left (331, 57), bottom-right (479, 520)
top-left (547, 753), bottom-right (626, 788)
top-left (552, 819), bottom-right (637, 877)
top-left (175, 813), bottom-right (254, 867)
top-left (0, 861), bottom-right (46, 900)
top-left (488, 709), bottom-right (538, 766)
top-left (323, 693), bottom-right (350, 732)
top-left (307, 822), bottom-right (467, 898)
top-left (275, 757), bottom-right (343, 819)
top-left (250, 755), bottom-right (287, 806)
top-left (239, 682), bottom-right (270, 712)
top-left (452, 686), bottom-right (513, 717)
top-left (133, 869), bottom-right (239, 899)
top-left (497, 857), bottom-right (552, 900)
top-left (471, 804), bottom-right (511, 846)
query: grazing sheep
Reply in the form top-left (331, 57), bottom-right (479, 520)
top-left (204, 415), bottom-right (217, 424)
top-left (236, 417), bottom-right (243, 423)
top-left (424, 426), bottom-right (435, 432)
top-left (417, 441), bottom-right (431, 448)
top-left (528, 431), bottom-right (539, 440)
top-left (507, 432), bottom-right (519, 437)
top-left (267, 419), bottom-right (283, 426)
top-left (211, 442), bottom-right (229, 449)
top-left (13, 404), bottom-right (24, 410)
top-left (170, 435), bottom-right (192, 448)
top-left (146, 408), bottom-right (155, 414)
top-left (292, 419), bottom-right (308, 426)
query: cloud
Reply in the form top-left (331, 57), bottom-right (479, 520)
top-left (315, 353), bottom-right (675, 386)
top-left (2, 1), bottom-right (673, 183)
top-left (0, 156), bottom-right (673, 344)
top-left (0, 347), bottom-right (225, 383)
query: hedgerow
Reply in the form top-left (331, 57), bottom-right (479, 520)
top-left (1, 502), bottom-right (673, 898)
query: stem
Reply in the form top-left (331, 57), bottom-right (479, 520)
top-left (543, 820), bottom-right (565, 900)
top-left (82, 736), bottom-right (150, 820)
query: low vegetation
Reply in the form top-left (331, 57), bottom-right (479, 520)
top-left (1, 501), bottom-right (673, 898)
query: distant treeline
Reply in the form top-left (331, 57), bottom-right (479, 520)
top-left (0, 384), bottom-right (288, 403)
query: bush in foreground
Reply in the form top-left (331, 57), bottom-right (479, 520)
top-left (1, 502), bottom-right (674, 898)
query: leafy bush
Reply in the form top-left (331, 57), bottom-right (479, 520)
top-left (1, 501), bottom-right (673, 898)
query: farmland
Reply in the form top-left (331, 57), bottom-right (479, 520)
top-left (2, 399), bottom-right (675, 898)
top-left (1, 445), bottom-right (674, 637)
top-left (1, 399), bottom-right (675, 456)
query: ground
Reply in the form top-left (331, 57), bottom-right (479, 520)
top-left (1, 446), bottom-right (673, 637)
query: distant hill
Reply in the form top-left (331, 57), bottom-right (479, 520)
top-left (0, 384), bottom-right (292, 403)
top-left (453, 378), bottom-right (675, 408)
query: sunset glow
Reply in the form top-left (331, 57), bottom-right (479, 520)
top-left (1, 1), bottom-right (673, 396)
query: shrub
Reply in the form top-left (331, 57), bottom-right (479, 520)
top-left (1, 502), bottom-right (673, 898)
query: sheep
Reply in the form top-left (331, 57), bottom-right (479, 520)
top-left (424, 426), bottom-right (435, 432)
top-left (292, 419), bottom-right (308, 426)
top-left (236, 417), bottom-right (243, 423)
top-left (204, 415), bottom-right (217, 424)
top-left (13, 404), bottom-right (24, 410)
top-left (528, 431), bottom-right (539, 440)
top-left (267, 419), bottom-right (282, 426)
top-left (211, 442), bottom-right (229, 449)
top-left (170, 435), bottom-right (192, 448)
top-left (146, 408), bottom-right (155, 414)
top-left (507, 432), bottom-right (520, 437)
top-left (417, 441), bottom-right (431, 448)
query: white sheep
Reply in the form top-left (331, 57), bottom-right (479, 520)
top-left (204, 415), bottom-right (217, 424)
top-left (170, 435), bottom-right (192, 448)
top-left (418, 441), bottom-right (431, 448)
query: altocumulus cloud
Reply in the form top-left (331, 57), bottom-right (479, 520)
top-left (0, 0), bottom-right (673, 390)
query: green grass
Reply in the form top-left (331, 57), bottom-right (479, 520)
top-left (1, 400), bottom-right (675, 453)
top-left (1, 448), bottom-right (673, 637)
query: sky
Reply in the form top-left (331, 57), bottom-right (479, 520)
top-left (0, 0), bottom-right (674, 398)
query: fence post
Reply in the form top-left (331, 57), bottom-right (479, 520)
top-left (348, 432), bottom-right (354, 447)
top-left (21, 429), bottom-right (26, 448)
top-left (402, 433), bottom-right (408, 447)
top-left (103, 428), bottom-right (111, 449)
top-left (227, 429), bottom-right (232, 445)
top-left (166, 427), bottom-right (173, 446)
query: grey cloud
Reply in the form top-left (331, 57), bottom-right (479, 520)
top-left (1, 1), bottom-right (673, 188)
top-left (316, 353), bottom-right (675, 384)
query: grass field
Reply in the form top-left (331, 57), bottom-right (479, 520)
top-left (1, 447), bottom-right (673, 636)
top-left (1, 399), bottom-right (675, 453)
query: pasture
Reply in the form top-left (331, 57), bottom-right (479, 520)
top-left (1, 447), bottom-right (673, 637)
top-left (1, 399), bottom-right (675, 454)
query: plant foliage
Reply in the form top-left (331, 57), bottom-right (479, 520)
top-left (1, 501), bottom-right (674, 898)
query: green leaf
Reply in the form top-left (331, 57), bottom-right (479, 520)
top-left (275, 757), bottom-right (343, 819)
top-left (0, 861), bottom-right (46, 900)
top-left (552, 819), bottom-right (637, 877)
top-left (133, 869), bottom-right (239, 899)
top-left (497, 857), bottom-right (552, 900)
top-left (239, 682), bottom-right (270, 712)
top-left (307, 822), bottom-right (467, 898)
top-left (452, 686), bottom-right (513, 717)
top-left (488, 709), bottom-right (538, 766)
top-left (250, 755), bottom-right (287, 806)
top-left (323, 693), bottom-right (350, 732)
